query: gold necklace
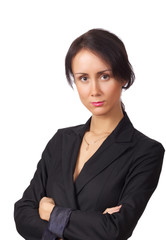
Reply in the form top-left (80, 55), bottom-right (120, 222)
top-left (83, 132), bottom-right (110, 151)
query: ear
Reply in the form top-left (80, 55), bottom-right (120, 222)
top-left (122, 80), bottom-right (128, 88)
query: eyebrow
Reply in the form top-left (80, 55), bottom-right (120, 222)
top-left (74, 69), bottom-right (112, 75)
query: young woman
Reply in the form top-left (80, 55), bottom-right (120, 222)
top-left (14, 29), bottom-right (165, 240)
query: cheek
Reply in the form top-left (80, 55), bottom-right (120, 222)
top-left (76, 85), bottom-right (89, 100)
top-left (103, 83), bottom-right (122, 100)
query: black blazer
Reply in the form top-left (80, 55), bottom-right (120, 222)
top-left (14, 112), bottom-right (165, 240)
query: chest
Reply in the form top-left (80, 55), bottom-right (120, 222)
top-left (46, 147), bottom-right (133, 211)
top-left (46, 133), bottom-right (134, 212)
top-left (73, 137), bottom-right (107, 182)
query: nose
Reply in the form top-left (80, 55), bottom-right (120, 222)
top-left (90, 79), bottom-right (101, 97)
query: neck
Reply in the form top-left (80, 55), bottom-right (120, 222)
top-left (90, 108), bottom-right (124, 134)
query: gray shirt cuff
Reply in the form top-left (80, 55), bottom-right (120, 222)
top-left (48, 206), bottom-right (72, 238)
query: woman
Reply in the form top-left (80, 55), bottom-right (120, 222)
top-left (14, 29), bottom-right (165, 240)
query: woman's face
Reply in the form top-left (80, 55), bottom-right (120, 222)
top-left (72, 49), bottom-right (125, 117)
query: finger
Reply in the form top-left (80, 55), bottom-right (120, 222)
top-left (111, 205), bottom-right (122, 210)
top-left (41, 197), bottom-right (55, 203)
top-left (114, 205), bottom-right (122, 208)
top-left (103, 205), bottom-right (122, 214)
top-left (107, 206), bottom-right (122, 211)
top-left (47, 198), bottom-right (55, 203)
top-left (107, 207), bottom-right (122, 214)
top-left (103, 210), bottom-right (107, 214)
top-left (107, 209), bottom-right (120, 214)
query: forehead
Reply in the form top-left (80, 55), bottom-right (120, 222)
top-left (72, 49), bottom-right (111, 73)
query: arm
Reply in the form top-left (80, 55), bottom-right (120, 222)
top-left (39, 197), bottom-right (122, 240)
top-left (39, 197), bottom-right (122, 221)
top-left (14, 131), bottom-right (60, 239)
top-left (45, 141), bottom-right (165, 240)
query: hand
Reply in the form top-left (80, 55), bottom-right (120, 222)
top-left (103, 205), bottom-right (122, 214)
top-left (56, 205), bottom-right (122, 240)
top-left (39, 197), bottom-right (55, 221)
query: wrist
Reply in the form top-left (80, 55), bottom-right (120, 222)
top-left (47, 204), bottom-right (55, 221)
top-left (48, 206), bottom-right (72, 238)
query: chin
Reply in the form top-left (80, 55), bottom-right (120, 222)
top-left (89, 109), bottom-right (110, 117)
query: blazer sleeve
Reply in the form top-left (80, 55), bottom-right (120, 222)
top-left (14, 130), bottom-right (60, 240)
top-left (51, 140), bottom-right (165, 240)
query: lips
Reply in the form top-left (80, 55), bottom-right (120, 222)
top-left (91, 101), bottom-right (104, 107)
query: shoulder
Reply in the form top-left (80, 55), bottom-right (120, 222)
top-left (51, 123), bottom-right (85, 138)
top-left (57, 124), bottom-right (84, 135)
top-left (47, 123), bottom-right (84, 145)
top-left (133, 128), bottom-right (164, 149)
top-left (41, 123), bottom-right (84, 160)
top-left (132, 127), bottom-right (165, 159)
top-left (120, 110), bottom-right (165, 155)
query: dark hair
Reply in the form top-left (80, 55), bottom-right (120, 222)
top-left (65, 28), bottom-right (135, 90)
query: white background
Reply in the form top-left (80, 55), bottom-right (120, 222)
top-left (0, 0), bottom-right (165, 239)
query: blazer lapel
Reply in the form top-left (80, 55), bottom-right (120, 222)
top-left (74, 112), bottom-right (135, 195)
top-left (61, 132), bottom-right (81, 209)
top-left (61, 112), bottom-right (135, 204)
top-left (61, 118), bottom-right (91, 209)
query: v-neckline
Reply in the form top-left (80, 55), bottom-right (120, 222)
top-left (72, 112), bottom-right (127, 184)
top-left (73, 127), bottom-right (116, 184)
top-left (61, 111), bottom-right (134, 204)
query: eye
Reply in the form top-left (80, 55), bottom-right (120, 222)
top-left (101, 74), bottom-right (110, 80)
top-left (80, 76), bottom-right (88, 82)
